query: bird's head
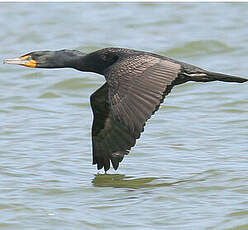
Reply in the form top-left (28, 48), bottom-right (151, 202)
top-left (3, 50), bottom-right (84, 69)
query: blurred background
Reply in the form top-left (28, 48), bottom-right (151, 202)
top-left (0, 3), bottom-right (248, 230)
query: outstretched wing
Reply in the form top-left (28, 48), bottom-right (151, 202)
top-left (106, 54), bottom-right (181, 139)
top-left (91, 54), bottom-right (181, 171)
top-left (90, 83), bottom-right (136, 171)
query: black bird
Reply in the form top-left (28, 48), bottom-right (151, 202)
top-left (4, 47), bottom-right (247, 171)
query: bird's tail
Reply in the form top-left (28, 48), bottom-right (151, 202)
top-left (206, 71), bottom-right (248, 83)
top-left (187, 71), bottom-right (248, 83)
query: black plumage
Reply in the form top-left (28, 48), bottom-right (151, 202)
top-left (4, 47), bottom-right (247, 171)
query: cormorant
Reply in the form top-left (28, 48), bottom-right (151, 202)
top-left (4, 48), bottom-right (247, 171)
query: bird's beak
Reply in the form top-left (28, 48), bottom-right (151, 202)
top-left (3, 56), bottom-right (37, 68)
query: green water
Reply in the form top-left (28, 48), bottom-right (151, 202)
top-left (0, 3), bottom-right (248, 230)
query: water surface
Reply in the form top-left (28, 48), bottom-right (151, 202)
top-left (0, 3), bottom-right (248, 230)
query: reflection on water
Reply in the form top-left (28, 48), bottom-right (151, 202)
top-left (92, 173), bottom-right (205, 189)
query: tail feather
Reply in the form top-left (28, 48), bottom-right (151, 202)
top-left (206, 71), bottom-right (248, 83)
top-left (186, 71), bottom-right (248, 83)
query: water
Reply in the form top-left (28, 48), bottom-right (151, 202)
top-left (0, 3), bottom-right (248, 230)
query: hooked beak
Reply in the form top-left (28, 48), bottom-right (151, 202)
top-left (3, 56), bottom-right (37, 68)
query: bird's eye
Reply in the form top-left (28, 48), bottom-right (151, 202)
top-left (27, 56), bottom-right (33, 61)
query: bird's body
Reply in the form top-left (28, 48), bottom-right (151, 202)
top-left (4, 47), bottom-right (247, 171)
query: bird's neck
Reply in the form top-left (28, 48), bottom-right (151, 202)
top-left (60, 50), bottom-right (95, 72)
top-left (71, 53), bottom-right (103, 74)
top-left (71, 50), bottom-right (118, 75)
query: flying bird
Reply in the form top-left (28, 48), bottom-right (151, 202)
top-left (4, 47), bottom-right (247, 171)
